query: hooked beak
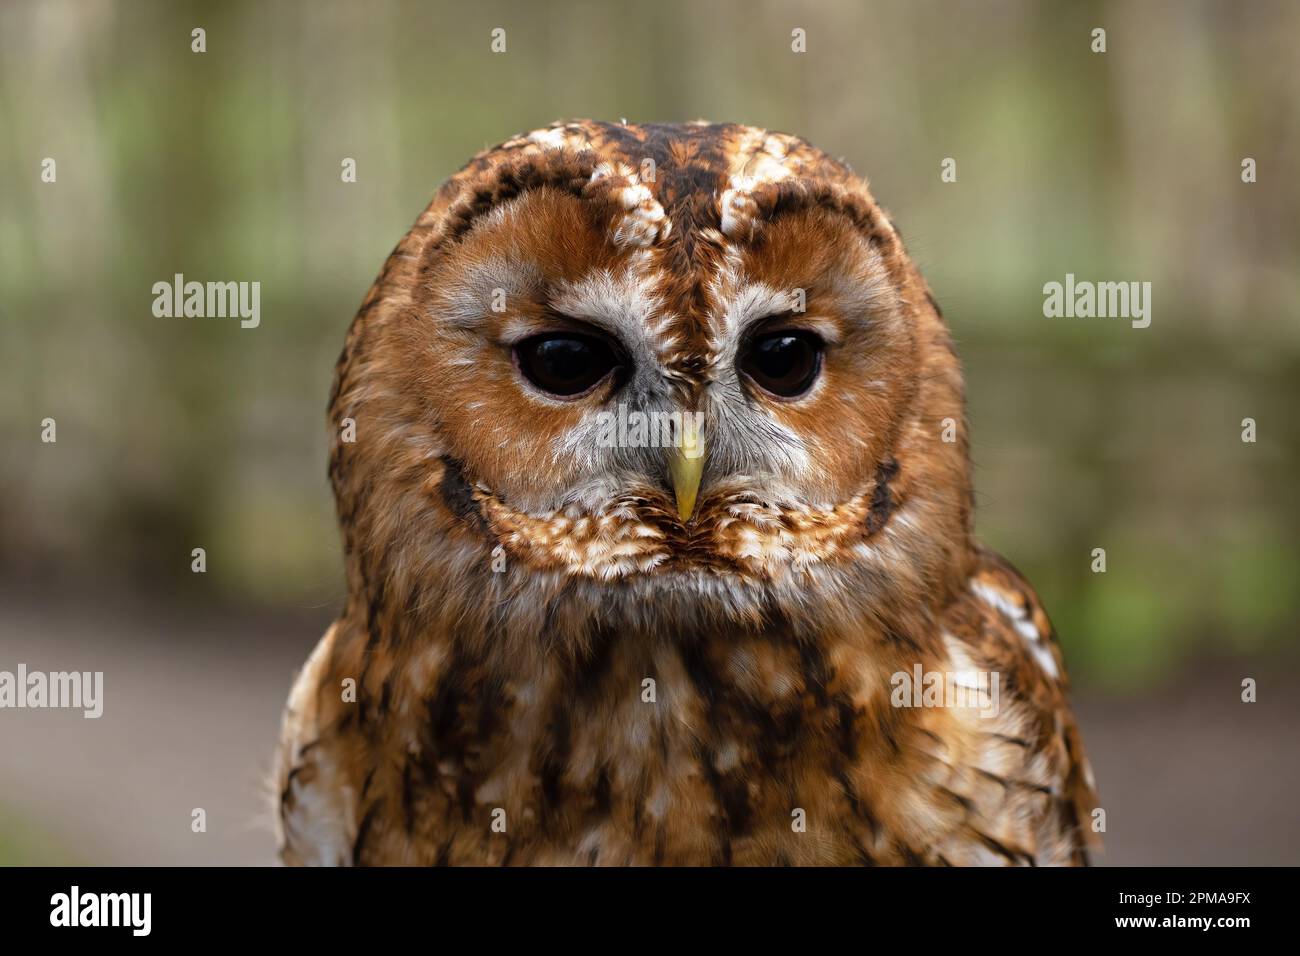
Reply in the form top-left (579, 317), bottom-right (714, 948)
top-left (668, 418), bottom-right (705, 522)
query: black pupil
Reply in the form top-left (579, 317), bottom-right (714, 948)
top-left (516, 335), bottom-right (617, 396)
top-left (742, 331), bottom-right (821, 396)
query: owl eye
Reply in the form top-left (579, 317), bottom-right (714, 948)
top-left (514, 333), bottom-right (622, 398)
top-left (739, 329), bottom-right (823, 398)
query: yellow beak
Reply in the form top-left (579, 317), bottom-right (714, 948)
top-left (668, 419), bottom-right (705, 521)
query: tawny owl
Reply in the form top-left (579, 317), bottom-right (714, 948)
top-left (275, 120), bottom-right (1098, 866)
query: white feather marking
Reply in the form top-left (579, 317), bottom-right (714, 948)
top-left (970, 581), bottom-right (1060, 679)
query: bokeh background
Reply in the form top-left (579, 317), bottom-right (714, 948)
top-left (1, 0), bottom-right (1297, 864)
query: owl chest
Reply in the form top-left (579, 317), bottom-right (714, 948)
top-left (350, 635), bottom-right (931, 865)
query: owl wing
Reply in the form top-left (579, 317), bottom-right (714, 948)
top-left (929, 546), bottom-right (1100, 865)
top-left (274, 623), bottom-right (357, 865)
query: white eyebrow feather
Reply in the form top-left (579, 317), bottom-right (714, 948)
top-left (429, 253), bottom-right (541, 331)
top-left (548, 267), bottom-right (673, 354)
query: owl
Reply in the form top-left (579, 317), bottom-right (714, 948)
top-left (275, 120), bottom-right (1098, 866)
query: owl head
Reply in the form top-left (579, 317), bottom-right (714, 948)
top-left (330, 121), bottom-right (973, 642)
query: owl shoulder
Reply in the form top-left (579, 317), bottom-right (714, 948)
top-left (952, 547), bottom-right (1070, 690)
top-left (274, 622), bottom-right (358, 865)
top-left (936, 546), bottom-right (1100, 863)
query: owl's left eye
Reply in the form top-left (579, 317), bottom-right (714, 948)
top-left (739, 329), bottom-right (824, 398)
top-left (513, 333), bottom-right (623, 398)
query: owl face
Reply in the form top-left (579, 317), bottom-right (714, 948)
top-left (332, 122), bottom-right (970, 602)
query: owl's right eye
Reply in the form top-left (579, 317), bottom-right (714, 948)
top-left (513, 333), bottom-right (623, 398)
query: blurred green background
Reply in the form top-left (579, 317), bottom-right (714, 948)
top-left (0, 0), bottom-right (1297, 864)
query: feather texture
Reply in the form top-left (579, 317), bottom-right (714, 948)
top-left (276, 120), bottom-right (1098, 866)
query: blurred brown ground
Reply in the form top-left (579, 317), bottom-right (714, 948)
top-left (1, 585), bottom-right (1294, 866)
